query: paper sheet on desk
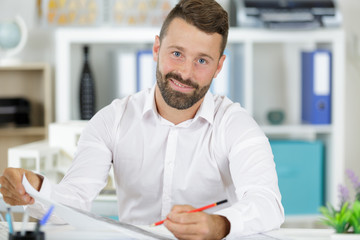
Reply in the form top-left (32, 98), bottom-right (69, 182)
top-left (235, 233), bottom-right (285, 240)
top-left (22, 175), bottom-right (175, 240)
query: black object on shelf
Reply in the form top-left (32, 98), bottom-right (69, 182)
top-left (79, 45), bottom-right (96, 120)
top-left (0, 98), bottom-right (30, 127)
top-left (234, 0), bottom-right (341, 29)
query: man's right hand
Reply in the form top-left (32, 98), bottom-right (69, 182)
top-left (0, 168), bottom-right (43, 206)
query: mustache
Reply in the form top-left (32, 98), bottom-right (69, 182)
top-left (165, 72), bottom-right (198, 89)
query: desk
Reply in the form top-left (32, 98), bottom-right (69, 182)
top-left (266, 228), bottom-right (335, 240)
top-left (1, 222), bottom-right (340, 240)
top-left (1, 222), bottom-right (175, 240)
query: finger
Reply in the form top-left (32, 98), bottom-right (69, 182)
top-left (0, 175), bottom-right (20, 191)
top-left (170, 204), bottom-right (195, 214)
top-left (0, 176), bottom-right (18, 197)
top-left (3, 168), bottom-right (26, 195)
top-left (0, 184), bottom-right (34, 205)
top-left (164, 220), bottom-right (199, 240)
top-left (3, 195), bottom-right (29, 206)
top-left (3, 193), bottom-right (35, 205)
top-left (168, 211), bottom-right (204, 225)
top-left (0, 175), bottom-right (33, 205)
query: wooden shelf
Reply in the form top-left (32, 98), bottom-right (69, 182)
top-left (0, 63), bottom-right (51, 71)
top-left (0, 127), bottom-right (46, 137)
top-left (0, 63), bottom-right (52, 174)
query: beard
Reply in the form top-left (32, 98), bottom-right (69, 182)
top-left (156, 64), bottom-right (211, 110)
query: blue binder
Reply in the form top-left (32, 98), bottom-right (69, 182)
top-left (301, 50), bottom-right (332, 124)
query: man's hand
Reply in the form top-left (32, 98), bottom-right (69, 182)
top-left (0, 168), bottom-right (43, 206)
top-left (164, 205), bottom-right (230, 240)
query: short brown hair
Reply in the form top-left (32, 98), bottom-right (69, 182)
top-left (159, 0), bottom-right (229, 56)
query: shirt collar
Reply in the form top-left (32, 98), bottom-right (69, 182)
top-left (142, 85), bottom-right (158, 118)
top-left (142, 85), bottom-right (214, 126)
top-left (192, 90), bottom-right (214, 125)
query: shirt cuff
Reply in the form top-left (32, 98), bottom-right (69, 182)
top-left (25, 175), bottom-right (52, 220)
top-left (215, 206), bottom-right (247, 240)
top-left (37, 175), bottom-right (52, 199)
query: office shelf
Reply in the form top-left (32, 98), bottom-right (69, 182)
top-left (0, 127), bottom-right (46, 136)
top-left (0, 63), bottom-right (52, 174)
top-left (262, 124), bottom-right (333, 140)
top-left (54, 27), bottom-right (345, 214)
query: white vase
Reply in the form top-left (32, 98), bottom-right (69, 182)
top-left (331, 233), bottom-right (360, 240)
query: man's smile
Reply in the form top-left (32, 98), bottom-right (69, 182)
top-left (169, 78), bottom-right (194, 93)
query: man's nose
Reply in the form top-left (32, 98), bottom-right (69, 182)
top-left (178, 59), bottom-right (194, 81)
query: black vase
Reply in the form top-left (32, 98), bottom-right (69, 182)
top-left (79, 45), bottom-right (96, 120)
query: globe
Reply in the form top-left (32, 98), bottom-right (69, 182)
top-left (0, 16), bottom-right (27, 63)
top-left (0, 22), bottom-right (21, 49)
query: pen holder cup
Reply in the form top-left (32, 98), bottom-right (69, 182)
top-left (9, 231), bottom-right (45, 240)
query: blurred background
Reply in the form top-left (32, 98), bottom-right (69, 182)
top-left (0, 0), bottom-right (359, 227)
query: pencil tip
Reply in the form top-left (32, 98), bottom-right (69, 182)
top-left (150, 223), bottom-right (156, 227)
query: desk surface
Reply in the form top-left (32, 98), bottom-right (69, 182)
top-left (267, 228), bottom-right (335, 240)
top-left (0, 222), bottom-right (340, 240)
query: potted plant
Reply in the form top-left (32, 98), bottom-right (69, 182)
top-left (319, 169), bottom-right (360, 239)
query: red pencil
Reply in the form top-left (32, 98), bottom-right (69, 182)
top-left (151, 199), bottom-right (228, 227)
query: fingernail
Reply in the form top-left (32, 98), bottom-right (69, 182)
top-left (23, 196), bottom-right (29, 202)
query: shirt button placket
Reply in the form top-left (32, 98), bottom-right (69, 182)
top-left (161, 128), bottom-right (178, 219)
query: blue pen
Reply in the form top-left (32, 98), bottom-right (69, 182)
top-left (35, 205), bottom-right (54, 234)
top-left (6, 207), bottom-right (14, 234)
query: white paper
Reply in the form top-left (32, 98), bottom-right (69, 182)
top-left (236, 233), bottom-right (284, 240)
top-left (314, 52), bottom-right (330, 96)
top-left (22, 175), bottom-right (174, 240)
top-left (21, 175), bottom-right (283, 240)
top-left (117, 52), bottom-right (137, 98)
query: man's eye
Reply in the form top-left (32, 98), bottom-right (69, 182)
top-left (198, 58), bottom-right (207, 64)
top-left (173, 51), bottom-right (181, 57)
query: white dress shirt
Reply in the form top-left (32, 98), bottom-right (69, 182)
top-left (28, 86), bottom-right (284, 239)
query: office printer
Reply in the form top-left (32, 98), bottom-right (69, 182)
top-left (0, 98), bottom-right (30, 127)
top-left (234, 0), bottom-right (342, 29)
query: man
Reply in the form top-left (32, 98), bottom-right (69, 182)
top-left (0, 0), bottom-right (284, 239)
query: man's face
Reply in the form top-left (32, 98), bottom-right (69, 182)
top-left (153, 18), bottom-right (225, 110)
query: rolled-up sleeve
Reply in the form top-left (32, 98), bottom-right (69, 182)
top-left (214, 106), bottom-right (284, 238)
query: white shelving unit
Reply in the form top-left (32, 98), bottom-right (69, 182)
top-left (0, 63), bottom-right (53, 174)
top-left (55, 27), bottom-right (345, 211)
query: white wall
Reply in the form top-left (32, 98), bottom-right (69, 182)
top-left (337, 0), bottom-right (360, 178)
top-left (0, 0), bottom-right (54, 63)
top-left (1, 0), bottom-right (360, 176)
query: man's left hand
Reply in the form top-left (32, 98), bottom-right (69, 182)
top-left (164, 205), bottom-right (230, 240)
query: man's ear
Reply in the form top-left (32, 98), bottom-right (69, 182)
top-left (153, 35), bottom-right (160, 62)
top-left (213, 54), bottom-right (226, 79)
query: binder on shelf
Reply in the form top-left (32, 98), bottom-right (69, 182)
top-left (113, 51), bottom-right (137, 98)
top-left (136, 50), bottom-right (156, 92)
top-left (301, 49), bottom-right (332, 124)
top-left (211, 50), bottom-right (231, 97)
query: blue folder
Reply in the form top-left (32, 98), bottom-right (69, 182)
top-left (301, 50), bottom-right (332, 124)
